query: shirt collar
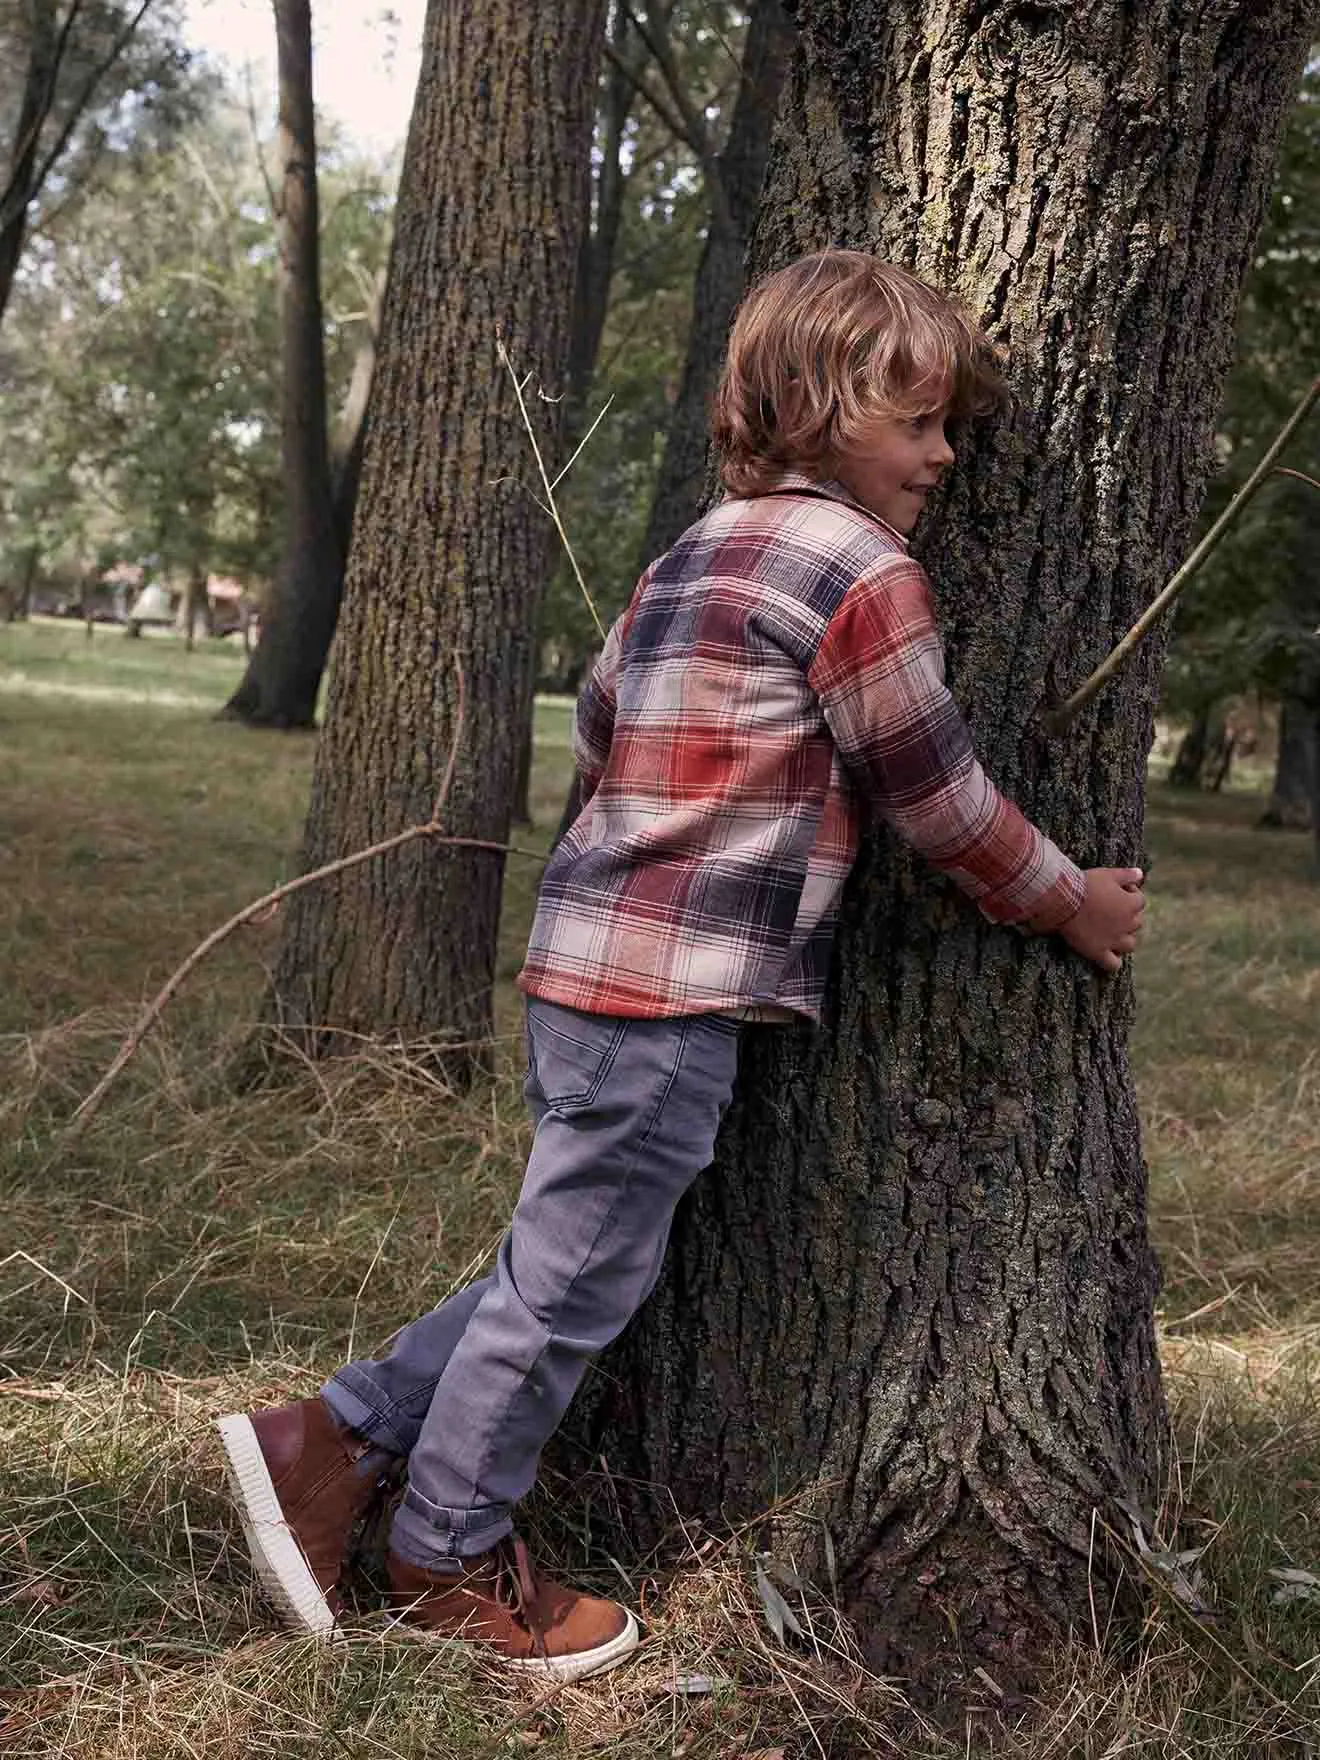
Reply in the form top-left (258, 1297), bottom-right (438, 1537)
top-left (755, 467), bottom-right (911, 552)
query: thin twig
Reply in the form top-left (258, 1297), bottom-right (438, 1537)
top-left (496, 333), bottom-right (606, 640)
top-left (551, 392), bottom-right (615, 491)
top-left (1045, 377), bottom-right (1320, 732)
top-left (64, 660), bottom-right (545, 1139)
top-left (1272, 465), bottom-right (1320, 493)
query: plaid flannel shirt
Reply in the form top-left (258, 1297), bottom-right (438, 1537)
top-left (519, 471), bottom-right (1084, 1022)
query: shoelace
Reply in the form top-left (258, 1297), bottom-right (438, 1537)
top-left (497, 1536), bottom-right (548, 1657)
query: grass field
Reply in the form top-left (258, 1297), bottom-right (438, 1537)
top-left (2, 620), bottom-right (1319, 1758)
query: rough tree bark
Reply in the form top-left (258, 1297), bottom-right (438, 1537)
top-left (570, 0), bottom-right (1315, 1691)
top-left (1260, 697), bottom-right (1317, 830)
top-left (263, 0), bottom-right (606, 1061)
top-left (220, 0), bottom-right (341, 729)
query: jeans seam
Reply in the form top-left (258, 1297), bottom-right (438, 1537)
top-left (529, 1009), bottom-right (629, 1111)
top-left (400, 1488), bottom-right (507, 1532)
top-left (466, 1019), bottom-right (693, 1497)
top-left (325, 1372), bottom-right (414, 1454)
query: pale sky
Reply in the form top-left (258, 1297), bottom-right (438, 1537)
top-left (183, 0), bottom-right (427, 154)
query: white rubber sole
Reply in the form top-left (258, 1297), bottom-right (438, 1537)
top-left (505, 1609), bottom-right (641, 1683)
top-left (216, 1413), bottom-right (337, 1639)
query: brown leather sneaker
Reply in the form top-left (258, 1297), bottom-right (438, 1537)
top-left (388, 1537), bottom-right (639, 1682)
top-left (216, 1398), bottom-right (393, 1635)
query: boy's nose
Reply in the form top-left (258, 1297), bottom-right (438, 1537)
top-left (931, 430), bottom-right (955, 469)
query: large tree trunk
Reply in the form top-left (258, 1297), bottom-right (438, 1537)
top-left (263, 0), bottom-right (606, 1062)
top-left (636, 0), bottom-right (793, 562)
top-left (220, 0), bottom-right (342, 730)
top-left (0, 0), bottom-right (56, 330)
top-left (1260, 697), bottom-right (1317, 830)
top-left (571, 0), bottom-right (1313, 1692)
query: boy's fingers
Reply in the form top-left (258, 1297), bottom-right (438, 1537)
top-left (1099, 949), bottom-right (1122, 973)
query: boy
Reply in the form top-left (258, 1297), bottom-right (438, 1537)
top-left (216, 250), bottom-right (1145, 1683)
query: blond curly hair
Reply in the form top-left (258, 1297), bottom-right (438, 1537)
top-left (711, 249), bottom-right (1004, 497)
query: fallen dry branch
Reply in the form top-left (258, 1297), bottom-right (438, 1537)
top-left (65, 657), bottom-right (547, 1139)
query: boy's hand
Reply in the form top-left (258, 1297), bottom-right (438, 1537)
top-left (1049, 868), bottom-right (1146, 972)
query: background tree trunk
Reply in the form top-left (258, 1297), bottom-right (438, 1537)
top-left (220, 0), bottom-right (341, 730)
top-left (178, 559), bottom-right (212, 651)
top-left (263, 0), bottom-right (606, 1063)
top-left (569, 0), bottom-right (1314, 1692)
top-left (511, 5), bottom-right (639, 828)
top-left (1169, 706), bottom-right (1213, 787)
top-left (551, 0), bottom-right (794, 844)
top-left (330, 266), bottom-right (385, 568)
top-left (1260, 696), bottom-right (1318, 830)
top-left (635, 0), bottom-right (793, 562)
top-left (566, 3), bottom-right (636, 432)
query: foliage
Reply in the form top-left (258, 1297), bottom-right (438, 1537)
top-left (0, 1), bottom-right (198, 274)
top-left (0, 75), bottom-right (396, 599)
top-left (1161, 62), bottom-right (1320, 719)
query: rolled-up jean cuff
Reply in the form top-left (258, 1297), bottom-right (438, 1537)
top-left (391, 1490), bottom-right (512, 1565)
top-left (320, 1371), bottom-right (413, 1456)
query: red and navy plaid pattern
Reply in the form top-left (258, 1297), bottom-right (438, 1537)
top-left (519, 471), bottom-right (1084, 1021)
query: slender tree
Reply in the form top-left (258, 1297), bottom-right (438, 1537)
top-left (571, 0), bottom-right (1316, 1689)
top-left (220, 0), bottom-right (340, 728)
top-left (552, 0), bottom-right (793, 840)
top-left (633, 0), bottom-right (793, 561)
top-left (264, 0), bottom-right (607, 1061)
top-left (1261, 699), bottom-right (1317, 830)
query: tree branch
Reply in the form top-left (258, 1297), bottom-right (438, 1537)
top-left (0, 0), bottom-right (84, 229)
top-left (1045, 377), bottom-right (1320, 733)
top-left (7, 0), bottom-right (157, 230)
top-left (601, 35), bottom-right (692, 151)
top-left (620, 0), bottom-right (732, 235)
top-left (64, 657), bottom-right (546, 1139)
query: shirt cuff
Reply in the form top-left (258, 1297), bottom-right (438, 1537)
top-left (975, 847), bottom-right (1085, 933)
top-left (1020, 858), bottom-right (1086, 934)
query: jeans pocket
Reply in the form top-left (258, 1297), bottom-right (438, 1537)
top-left (526, 1000), bottom-right (629, 1111)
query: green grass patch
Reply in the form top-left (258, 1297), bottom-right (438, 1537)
top-left (2, 619), bottom-right (1319, 1756)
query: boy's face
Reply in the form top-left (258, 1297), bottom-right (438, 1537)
top-left (830, 406), bottom-right (956, 534)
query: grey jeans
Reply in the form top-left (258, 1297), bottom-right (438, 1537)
top-left (322, 997), bottom-right (741, 1564)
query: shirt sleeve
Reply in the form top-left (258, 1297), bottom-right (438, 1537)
top-left (807, 555), bottom-right (1085, 930)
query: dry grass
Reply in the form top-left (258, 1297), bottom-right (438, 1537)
top-left (2, 622), bottom-right (1319, 1756)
